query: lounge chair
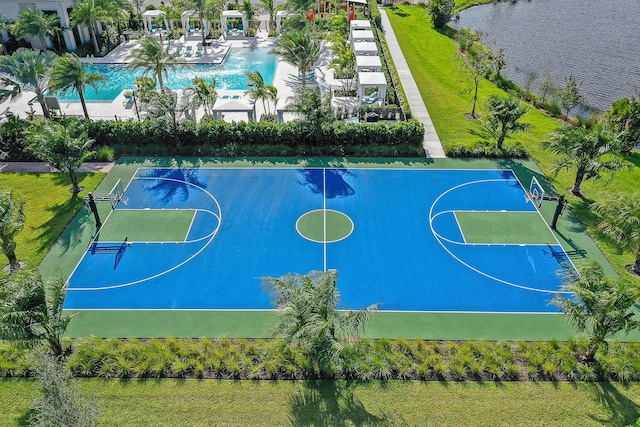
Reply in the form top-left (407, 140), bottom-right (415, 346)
top-left (237, 23), bottom-right (244, 34)
top-left (227, 24), bottom-right (233, 34)
top-left (362, 91), bottom-right (378, 102)
top-left (175, 43), bottom-right (183, 55)
top-left (184, 45), bottom-right (193, 56)
top-left (195, 44), bottom-right (204, 56)
top-left (362, 96), bottom-right (379, 105)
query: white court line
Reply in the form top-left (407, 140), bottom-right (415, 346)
top-left (185, 209), bottom-right (198, 242)
top-left (68, 175), bottom-right (222, 291)
top-left (452, 211), bottom-right (466, 244)
top-left (429, 178), bottom-right (572, 294)
top-left (323, 168), bottom-right (327, 272)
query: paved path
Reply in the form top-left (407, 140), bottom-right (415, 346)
top-left (0, 162), bottom-right (114, 173)
top-left (378, 7), bottom-right (446, 158)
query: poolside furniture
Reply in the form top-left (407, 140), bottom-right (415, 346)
top-left (227, 23), bottom-right (233, 34)
top-left (175, 43), bottom-right (183, 55)
top-left (195, 44), bottom-right (204, 56)
top-left (237, 23), bottom-right (244, 33)
top-left (362, 91), bottom-right (377, 101)
top-left (184, 45), bottom-right (193, 56)
top-left (123, 92), bottom-right (134, 107)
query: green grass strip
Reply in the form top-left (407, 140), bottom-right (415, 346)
top-left (2, 378), bottom-right (640, 426)
top-left (456, 211), bottom-right (556, 244)
top-left (99, 209), bottom-right (196, 242)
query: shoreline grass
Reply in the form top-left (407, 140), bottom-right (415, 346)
top-left (386, 4), bottom-right (640, 277)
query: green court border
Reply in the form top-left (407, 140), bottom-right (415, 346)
top-left (41, 156), bottom-right (623, 340)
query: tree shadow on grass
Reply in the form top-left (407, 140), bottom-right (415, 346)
top-left (587, 382), bottom-right (640, 426)
top-left (31, 195), bottom-right (90, 256)
top-left (288, 381), bottom-right (408, 426)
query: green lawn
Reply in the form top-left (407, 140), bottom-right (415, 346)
top-left (1, 378), bottom-right (639, 426)
top-left (387, 4), bottom-right (640, 277)
top-left (0, 173), bottom-right (105, 270)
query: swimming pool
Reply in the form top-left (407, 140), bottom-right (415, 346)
top-left (56, 47), bottom-right (278, 102)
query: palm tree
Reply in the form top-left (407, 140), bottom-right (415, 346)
top-left (25, 121), bottom-right (94, 195)
top-left (328, 35), bottom-right (356, 92)
top-left (0, 48), bottom-right (57, 119)
top-left (12, 8), bottom-right (60, 51)
top-left (263, 270), bottom-right (378, 377)
top-left (70, 0), bottom-right (111, 55)
top-left (259, 0), bottom-right (275, 33)
top-left (0, 190), bottom-right (25, 273)
top-left (245, 71), bottom-right (278, 118)
top-left (183, 76), bottom-right (216, 118)
top-left (0, 268), bottom-right (75, 356)
top-left (551, 261), bottom-right (640, 363)
top-left (49, 53), bottom-right (106, 120)
top-left (546, 124), bottom-right (627, 195)
top-left (481, 94), bottom-right (531, 149)
top-left (271, 29), bottom-right (321, 88)
top-left (126, 36), bottom-right (186, 90)
top-left (594, 193), bottom-right (640, 275)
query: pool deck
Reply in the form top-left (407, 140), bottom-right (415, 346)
top-left (0, 30), bottom-right (346, 123)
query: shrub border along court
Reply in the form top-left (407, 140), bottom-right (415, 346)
top-left (2, 338), bottom-right (640, 382)
top-left (0, 118), bottom-right (426, 161)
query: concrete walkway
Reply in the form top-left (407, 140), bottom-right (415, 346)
top-left (378, 7), bottom-right (446, 158)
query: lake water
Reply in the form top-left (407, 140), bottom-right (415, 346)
top-left (452, 0), bottom-right (640, 115)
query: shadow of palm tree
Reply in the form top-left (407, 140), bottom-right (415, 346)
top-left (32, 196), bottom-right (90, 255)
top-left (289, 381), bottom-right (404, 426)
top-left (587, 382), bottom-right (640, 426)
top-left (297, 169), bottom-right (355, 199)
top-left (140, 168), bottom-right (207, 204)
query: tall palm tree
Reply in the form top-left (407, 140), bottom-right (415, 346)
top-left (49, 53), bottom-right (106, 120)
top-left (271, 29), bottom-right (321, 87)
top-left (183, 76), bottom-right (216, 118)
top-left (96, 0), bottom-right (130, 38)
top-left (245, 71), bottom-right (271, 117)
top-left (0, 190), bottom-right (25, 273)
top-left (126, 36), bottom-right (186, 90)
top-left (70, 0), bottom-right (111, 55)
top-left (594, 192), bottom-right (640, 275)
top-left (546, 124), bottom-right (627, 195)
top-left (263, 270), bottom-right (378, 376)
top-left (25, 121), bottom-right (94, 195)
top-left (259, 0), bottom-right (275, 33)
top-left (0, 48), bottom-right (57, 119)
top-left (12, 8), bottom-right (60, 51)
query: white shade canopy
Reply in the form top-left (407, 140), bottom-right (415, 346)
top-left (351, 29), bottom-right (374, 42)
top-left (212, 93), bottom-right (256, 121)
top-left (221, 10), bottom-right (248, 36)
top-left (142, 10), bottom-right (169, 35)
top-left (276, 11), bottom-right (288, 33)
top-left (355, 55), bottom-right (382, 72)
top-left (350, 20), bottom-right (371, 30)
top-left (358, 71), bottom-right (387, 104)
top-left (353, 41), bottom-right (378, 56)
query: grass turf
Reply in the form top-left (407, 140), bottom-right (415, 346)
top-left (0, 173), bottom-right (105, 270)
top-left (386, 4), bottom-right (640, 278)
top-left (1, 378), bottom-right (639, 426)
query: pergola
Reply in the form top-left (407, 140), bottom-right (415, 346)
top-left (350, 29), bottom-right (374, 48)
top-left (181, 10), bottom-right (210, 35)
top-left (221, 10), bottom-right (248, 36)
top-left (355, 55), bottom-right (382, 72)
top-left (353, 41), bottom-right (378, 56)
top-left (142, 10), bottom-right (169, 35)
top-left (350, 20), bottom-right (371, 32)
top-left (276, 11), bottom-right (288, 34)
top-left (358, 72), bottom-right (387, 104)
top-left (212, 94), bottom-right (256, 121)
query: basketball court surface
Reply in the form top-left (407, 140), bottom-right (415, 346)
top-left (64, 167), bottom-right (576, 315)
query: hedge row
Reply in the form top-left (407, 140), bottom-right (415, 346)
top-left (0, 118), bottom-right (426, 161)
top-left (2, 338), bottom-right (640, 382)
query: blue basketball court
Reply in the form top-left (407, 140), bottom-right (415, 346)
top-left (64, 168), bottom-right (575, 314)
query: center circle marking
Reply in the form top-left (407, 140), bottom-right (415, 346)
top-left (296, 209), bottom-right (354, 243)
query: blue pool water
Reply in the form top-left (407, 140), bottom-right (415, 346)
top-left (56, 47), bottom-right (278, 102)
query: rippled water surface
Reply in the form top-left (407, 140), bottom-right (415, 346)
top-left (453, 0), bottom-right (640, 114)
